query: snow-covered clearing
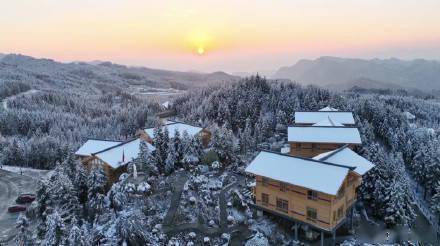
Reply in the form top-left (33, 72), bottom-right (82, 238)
top-left (0, 165), bottom-right (52, 180)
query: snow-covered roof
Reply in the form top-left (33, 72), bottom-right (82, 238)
top-left (245, 151), bottom-right (352, 195)
top-left (93, 138), bottom-right (155, 169)
top-left (313, 147), bottom-right (374, 175)
top-left (288, 126), bottom-right (362, 144)
top-left (162, 101), bottom-right (171, 109)
top-left (75, 139), bottom-right (122, 157)
top-left (144, 122), bottom-right (204, 139)
top-left (312, 116), bottom-right (344, 127)
top-left (403, 111), bottom-right (416, 120)
top-left (319, 106), bottom-right (339, 112)
top-left (295, 111), bottom-right (355, 125)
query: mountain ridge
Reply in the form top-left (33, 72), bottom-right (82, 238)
top-left (272, 56), bottom-right (440, 92)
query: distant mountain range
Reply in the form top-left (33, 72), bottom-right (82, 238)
top-left (0, 54), bottom-right (239, 92)
top-left (272, 56), bottom-right (440, 93)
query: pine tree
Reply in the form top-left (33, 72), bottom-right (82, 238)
top-left (87, 165), bottom-right (108, 220)
top-left (15, 213), bottom-right (31, 246)
top-left (67, 218), bottom-right (86, 245)
top-left (42, 211), bottom-right (66, 246)
top-left (212, 124), bottom-right (234, 164)
top-left (431, 181), bottom-right (440, 217)
top-left (165, 137), bottom-right (178, 174)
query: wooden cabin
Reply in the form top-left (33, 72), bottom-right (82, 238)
top-left (245, 149), bottom-right (374, 242)
top-left (75, 138), bottom-right (155, 184)
top-left (137, 121), bottom-right (212, 147)
top-left (287, 126), bottom-right (362, 157)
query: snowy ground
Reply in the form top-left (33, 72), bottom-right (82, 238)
top-left (0, 165), bottom-right (52, 180)
top-left (0, 169), bottom-right (44, 244)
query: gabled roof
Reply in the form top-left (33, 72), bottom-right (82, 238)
top-left (75, 139), bottom-right (123, 157)
top-left (245, 151), bottom-right (354, 195)
top-left (312, 116), bottom-right (344, 127)
top-left (313, 146), bottom-right (375, 176)
top-left (319, 106), bottom-right (339, 112)
top-left (144, 121), bottom-right (204, 139)
top-left (288, 126), bottom-right (362, 144)
top-left (93, 138), bottom-right (155, 169)
top-left (294, 111), bottom-right (355, 125)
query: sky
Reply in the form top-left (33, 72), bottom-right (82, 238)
top-left (1, 0), bottom-right (439, 73)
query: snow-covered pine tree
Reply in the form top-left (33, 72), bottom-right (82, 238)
top-left (67, 217), bottom-right (86, 245)
top-left (15, 213), bottom-right (31, 246)
top-left (42, 211), bottom-right (66, 246)
top-left (87, 165), bottom-right (109, 221)
top-left (431, 181), bottom-right (440, 217)
top-left (165, 136), bottom-right (178, 174)
top-left (212, 123), bottom-right (234, 164)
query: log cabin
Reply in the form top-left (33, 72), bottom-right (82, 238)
top-left (75, 138), bottom-right (155, 184)
top-left (287, 126), bottom-right (362, 157)
top-left (137, 121), bottom-right (212, 147)
top-left (245, 148), bottom-right (374, 244)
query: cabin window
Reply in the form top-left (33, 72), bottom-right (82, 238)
top-left (296, 143), bottom-right (301, 150)
top-left (280, 182), bottom-right (288, 192)
top-left (337, 206), bottom-right (344, 219)
top-left (262, 177), bottom-right (270, 187)
top-left (307, 207), bottom-right (317, 221)
top-left (276, 198), bottom-right (288, 213)
top-left (307, 190), bottom-right (318, 201)
top-left (311, 144), bottom-right (316, 150)
top-left (262, 193), bottom-right (269, 206)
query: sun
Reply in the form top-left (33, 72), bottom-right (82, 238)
top-left (197, 47), bottom-right (205, 55)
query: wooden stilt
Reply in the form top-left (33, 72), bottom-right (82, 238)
top-left (320, 231), bottom-right (324, 246)
top-left (332, 231), bottom-right (336, 246)
top-left (294, 222), bottom-right (298, 241)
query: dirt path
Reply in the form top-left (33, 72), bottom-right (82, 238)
top-left (163, 171), bottom-right (188, 226)
top-left (1, 89), bottom-right (39, 110)
top-left (163, 172), bottom-right (252, 244)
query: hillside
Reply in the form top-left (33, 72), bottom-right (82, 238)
top-left (272, 56), bottom-right (440, 92)
top-left (0, 54), bottom-right (239, 93)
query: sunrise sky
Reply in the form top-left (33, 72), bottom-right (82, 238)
top-left (1, 0), bottom-right (439, 73)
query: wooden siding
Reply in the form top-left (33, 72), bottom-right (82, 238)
top-left (81, 156), bottom-right (127, 186)
top-left (289, 142), bottom-right (356, 158)
top-left (253, 172), bottom-right (361, 231)
top-left (137, 128), bottom-right (212, 147)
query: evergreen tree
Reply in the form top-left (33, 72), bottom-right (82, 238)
top-left (87, 165), bottom-right (108, 221)
top-left (42, 211), bottom-right (66, 246)
top-left (15, 213), bottom-right (31, 246)
top-left (165, 136), bottom-right (178, 174)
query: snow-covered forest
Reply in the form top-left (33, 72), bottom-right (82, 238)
top-left (3, 74), bottom-right (440, 245)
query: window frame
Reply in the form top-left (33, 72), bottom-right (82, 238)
top-left (306, 207), bottom-right (317, 221)
top-left (280, 182), bottom-right (288, 192)
top-left (261, 193), bottom-right (269, 206)
top-left (307, 190), bottom-right (318, 201)
top-left (276, 198), bottom-right (289, 213)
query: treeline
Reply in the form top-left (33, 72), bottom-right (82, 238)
top-left (0, 80), bottom-right (31, 100)
top-left (0, 90), bottom-right (159, 169)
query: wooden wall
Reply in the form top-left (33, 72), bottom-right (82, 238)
top-left (253, 172), bottom-right (361, 231)
top-left (289, 142), bottom-right (356, 158)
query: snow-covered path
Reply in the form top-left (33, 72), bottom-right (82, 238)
top-left (406, 173), bottom-right (439, 234)
top-left (1, 89), bottom-right (39, 110)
